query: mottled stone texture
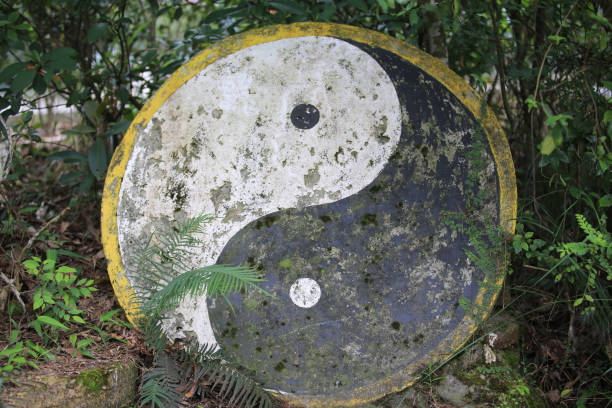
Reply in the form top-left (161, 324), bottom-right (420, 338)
top-left (1, 360), bottom-right (138, 408)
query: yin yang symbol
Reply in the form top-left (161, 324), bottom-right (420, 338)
top-left (106, 24), bottom-right (515, 405)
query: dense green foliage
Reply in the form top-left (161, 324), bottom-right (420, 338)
top-left (1, 0), bottom-right (611, 406)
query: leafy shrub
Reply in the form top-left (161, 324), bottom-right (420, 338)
top-left (23, 249), bottom-right (96, 340)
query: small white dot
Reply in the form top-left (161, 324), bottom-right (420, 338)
top-left (290, 278), bottom-right (321, 308)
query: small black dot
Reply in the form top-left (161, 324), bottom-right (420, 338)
top-left (291, 104), bottom-right (320, 129)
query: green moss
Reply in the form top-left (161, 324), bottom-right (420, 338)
top-left (278, 258), bottom-right (292, 269)
top-left (451, 361), bottom-right (545, 408)
top-left (255, 214), bottom-right (278, 229)
top-left (503, 350), bottom-right (520, 370)
top-left (360, 213), bottom-right (378, 226)
top-left (77, 367), bottom-right (106, 396)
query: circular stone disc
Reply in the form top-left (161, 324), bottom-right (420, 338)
top-left (102, 23), bottom-right (516, 407)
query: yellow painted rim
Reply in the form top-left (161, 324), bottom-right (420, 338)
top-left (101, 22), bottom-right (517, 407)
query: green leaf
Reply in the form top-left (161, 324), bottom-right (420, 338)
top-left (269, 0), bottom-right (308, 15)
top-left (540, 134), bottom-right (556, 155)
top-left (11, 68), bottom-right (37, 93)
top-left (598, 194), bottom-right (612, 208)
top-left (588, 11), bottom-right (612, 28)
top-left (36, 315), bottom-right (69, 330)
top-left (8, 11), bottom-right (19, 23)
top-left (33, 73), bottom-right (46, 94)
top-left (23, 259), bottom-right (40, 271)
top-left (548, 35), bottom-right (565, 44)
top-left (564, 242), bottom-right (588, 256)
top-left (79, 173), bottom-right (96, 193)
top-left (13, 23), bottom-right (31, 31)
top-left (7, 29), bottom-right (17, 41)
top-left (72, 315), bottom-right (86, 324)
top-left (525, 95), bottom-right (538, 111)
top-left (348, 0), bottom-right (368, 11)
top-left (545, 113), bottom-right (572, 128)
top-left (49, 150), bottom-right (88, 164)
top-left (69, 334), bottom-right (77, 347)
top-left (62, 123), bottom-right (96, 136)
top-left (409, 9), bottom-right (419, 26)
top-left (77, 338), bottom-right (94, 348)
top-left (569, 186), bottom-right (581, 199)
top-left (59, 170), bottom-right (86, 186)
top-left (83, 101), bottom-right (100, 125)
top-left (43, 47), bottom-right (77, 61)
top-left (0, 62), bottom-right (28, 83)
top-left (104, 120), bottom-right (131, 137)
top-left (57, 249), bottom-right (87, 260)
top-left (512, 239), bottom-right (523, 253)
top-left (88, 138), bottom-right (107, 180)
top-left (604, 110), bottom-right (612, 123)
top-left (203, 6), bottom-right (243, 24)
top-left (377, 0), bottom-right (388, 13)
top-left (99, 309), bottom-right (120, 322)
top-left (87, 22), bottom-right (108, 43)
top-left (573, 297), bottom-right (583, 307)
top-left (46, 249), bottom-right (58, 263)
top-left (33, 296), bottom-right (44, 310)
top-left (43, 47), bottom-right (77, 71)
top-left (56, 265), bottom-right (77, 274)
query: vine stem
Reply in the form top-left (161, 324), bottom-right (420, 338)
top-left (488, 0), bottom-right (515, 133)
top-left (0, 115), bottom-right (13, 181)
top-left (529, 1), bottom-right (578, 218)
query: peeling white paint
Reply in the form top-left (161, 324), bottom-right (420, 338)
top-left (117, 36), bottom-right (402, 346)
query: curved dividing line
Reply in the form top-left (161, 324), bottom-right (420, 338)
top-left (101, 22), bottom-right (517, 407)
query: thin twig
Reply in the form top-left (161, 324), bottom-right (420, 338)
top-left (0, 115), bottom-right (13, 181)
top-left (532, 2), bottom-right (578, 104)
top-left (0, 271), bottom-right (26, 316)
top-left (17, 206), bottom-right (71, 262)
top-left (523, 264), bottom-right (549, 272)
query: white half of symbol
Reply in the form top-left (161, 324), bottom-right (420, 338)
top-left (290, 278), bottom-right (321, 308)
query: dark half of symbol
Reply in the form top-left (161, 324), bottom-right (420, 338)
top-left (208, 41), bottom-right (500, 395)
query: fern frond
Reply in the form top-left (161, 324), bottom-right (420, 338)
top-left (195, 358), bottom-right (272, 408)
top-left (140, 316), bottom-right (171, 354)
top-left (148, 264), bottom-right (269, 314)
top-left (155, 214), bottom-right (214, 260)
top-left (129, 214), bottom-right (274, 407)
top-left (139, 353), bottom-right (183, 408)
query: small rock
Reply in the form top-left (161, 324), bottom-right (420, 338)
top-left (436, 374), bottom-right (471, 406)
top-left (483, 313), bottom-right (520, 349)
top-left (546, 389), bottom-right (561, 403)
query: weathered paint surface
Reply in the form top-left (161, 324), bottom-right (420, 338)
top-left (102, 23), bottom-right (517, 407)
top-left (117, 36), bottom-right (402, 344)
top-left (209, 42), bottom-right (498, 396)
